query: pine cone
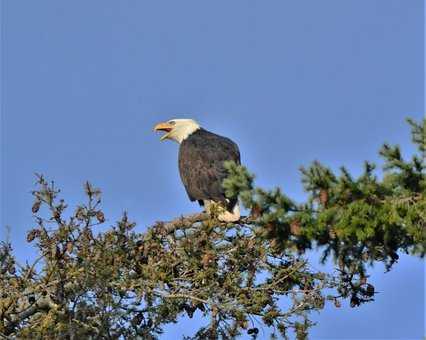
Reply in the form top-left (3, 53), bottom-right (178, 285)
top-left (290, 220), bottom-right (301, 235)
top-left (319, 189), bottom-right (329, 206)
top-left (32, 200), bottom-right (41, 214)
top-left (96, 211), bottom-right (105, 223)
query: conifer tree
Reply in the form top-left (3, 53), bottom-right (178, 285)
top-left (0, 118), bottom-right (424, 339)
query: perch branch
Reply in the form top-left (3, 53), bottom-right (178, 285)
top-left (156, 213), bottom-right (255, 234)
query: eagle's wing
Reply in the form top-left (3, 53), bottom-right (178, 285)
top-left (178, 129), bottom-right (240, 204)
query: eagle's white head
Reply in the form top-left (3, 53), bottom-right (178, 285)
top-left (154, 118), bottom-right (200, 144)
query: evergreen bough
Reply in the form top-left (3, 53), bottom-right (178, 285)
top-left (0, 118), bottom-right (424, 339)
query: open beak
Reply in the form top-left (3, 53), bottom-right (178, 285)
top-left (154, 122), bottom-right (174, 141)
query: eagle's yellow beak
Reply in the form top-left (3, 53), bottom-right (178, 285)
top-left (154, 122), bottom-right (174, 141)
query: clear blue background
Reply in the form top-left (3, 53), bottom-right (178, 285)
top-left (1, 1), bottom-right (424, 339)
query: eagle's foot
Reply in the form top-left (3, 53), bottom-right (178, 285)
top-left (204, 200), bottom-right (240, 223)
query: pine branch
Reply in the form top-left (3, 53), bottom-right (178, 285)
top-left (2, 117), bottom-right (424, 339)
top-left (155, 213), bottom-right (255, 234)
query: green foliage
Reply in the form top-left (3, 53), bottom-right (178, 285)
top-left (0, 118), bottom-right (424, 339)
top-left (225, 118), bottom-right (425, 309)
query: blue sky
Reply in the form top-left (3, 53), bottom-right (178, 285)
top-left (1, 1), bottom-right (424, 339)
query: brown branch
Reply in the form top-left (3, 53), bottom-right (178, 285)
top-left (154, 290), bottom-right (209, 305)
top-left (0, 333), bottom-right (12, 340)
top-left (155, 212), bottom-right (255, 234)
top-left (4, 296), bottom-right (62, 336)
top-left (160, 212), bottom-right (210, 233)
top-left (2, 280), bottom-right (81, 336)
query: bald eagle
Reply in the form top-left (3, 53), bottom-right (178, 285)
top-left (154, 118), bottom-right (241, 222)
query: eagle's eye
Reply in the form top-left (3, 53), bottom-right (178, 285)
top-left (169, 121), bottom-right (176, 125)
